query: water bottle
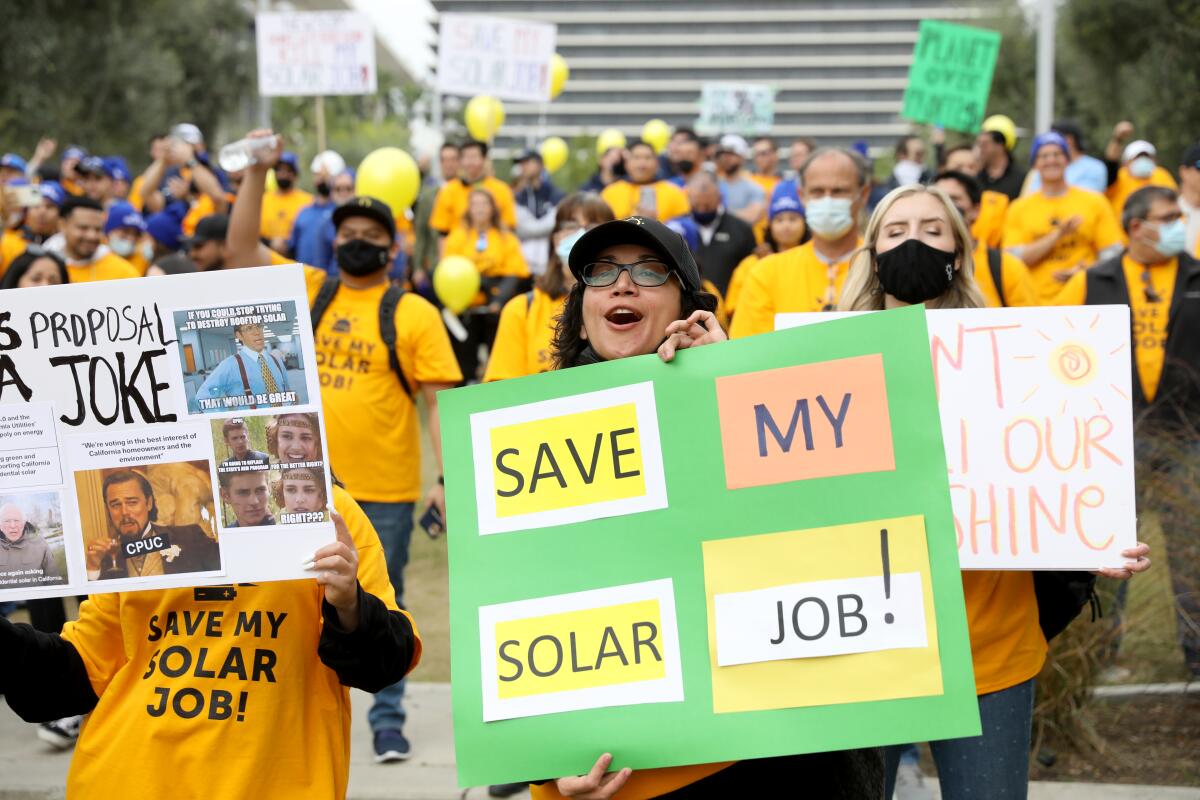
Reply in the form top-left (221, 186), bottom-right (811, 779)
top-left (217, 134), bottom-right (279, 172)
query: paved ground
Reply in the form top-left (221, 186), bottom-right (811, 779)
top-left (0, 682), bottom-right (1195, 800)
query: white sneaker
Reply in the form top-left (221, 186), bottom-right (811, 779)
top-left (894, 760), bottom-right (933, 800)
top-left (37, 715), bottom-right (83, 750)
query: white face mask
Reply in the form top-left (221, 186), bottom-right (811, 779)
top-left (109, 237), bottom-right (135, 257)
top-left (140, 242), bottom-right (155, 262)
top-left (1129, 156), bottom-right (1156, 180)
top-left (805, 197), bottom-right (855, 240)
top-left (556, 227), bottom-right (586, 264)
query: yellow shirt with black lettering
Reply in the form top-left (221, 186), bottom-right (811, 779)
top-left (961, 571), bottom-right (1046, 694)
top-left (0, 229), bottom-right (26, 278)
top-left (303, 267), bottom-right (462, 502)
top-left (972, 243), bottom-right (1039, 308)
top-left (1107, 165), bottom-right (1178, 218)
top-left (60, 485), bottom-right (420, 800)
top-left (430, 177), bottom-right (518, 234)
top-left (973, 190), bottom-right (1009, 250)
top-left (1122, 255), bottom-right (1176, 401)
top-left (1002, 187), bottom-right (1125, 303)
top-left (261, 189), bottom-right (315, 242)
top-left (483, 288), bottom-right (565, 382)
top-left (600, 180), bottom-right (690, 222)
top-left (729, 240), bottom-right (861, 339)
top-left (67, 252), bottom-right (140, 283)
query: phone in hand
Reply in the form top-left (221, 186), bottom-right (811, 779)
top-left (419, 503), bottom-right (445, 539)
top-left (638, 185), bottom-right (657, 215)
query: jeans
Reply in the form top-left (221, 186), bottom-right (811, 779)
top-left (360, 500), bottom-right (415, 733)
top-left (884, 678), bottom-right (1035, 800)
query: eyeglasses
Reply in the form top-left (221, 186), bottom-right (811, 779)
top-left (581, 259), bottom-right (673, 287)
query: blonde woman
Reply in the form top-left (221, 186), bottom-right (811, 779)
top-left (841, 184), bottom-right (1151, 799)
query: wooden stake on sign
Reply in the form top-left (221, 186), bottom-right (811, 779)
top-left (315, 96), bottom-right (327, 154)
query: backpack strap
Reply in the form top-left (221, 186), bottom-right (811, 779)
top-left (987, 247), bottom-right (1006, 307)
top-left (234, 354), bottom-right (258, 410)
top-left (378, 284), bottom-right (413, 399)
top-left (310, 274), bottom-right (341, 330)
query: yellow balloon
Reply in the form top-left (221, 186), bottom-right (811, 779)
top-left (550, 54), bottom-right (569, 100)
top-left (465, 95), bottom-right (506, 142)
top-left (540, 136), bottom-right (569, 173)
top-left (434, 255), bottom-right (481, 314)
top-left (356, 147), bottom-right (420, 214)
top-left (641, 119), bottom-right (672, 154)
top-left (596, 128), bottom-right (627, 157)
top-left (265, 168), bottom-right (278, 193)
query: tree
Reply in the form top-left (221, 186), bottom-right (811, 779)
top-left (0, 0), bottom-right (254, 166)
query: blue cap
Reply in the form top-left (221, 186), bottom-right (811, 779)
top-left (768, 191), bottom-right (805, 221)
top-left (104, 156), bottom-right (131, 183)
top-left (5, 177), bottom-right (30, 188)
top-left (104, 202), bottom-right (147, 235)
top-left (1, 153), bottom-right (27, 172)
top-left (78, 155), bottom-right (113, 178)
top-left (38, 182), bottom-right (66, 207)
top-left (850, 140), bottom-right (871, 161)
top-left (62, 146), bottom-right (87, 163)
top-left (1030, 131), bottom-right (1070, 163)
top-left (146, 210), bottom-right (183, 250)
top-left (278, 151), bottom-right (300, 171)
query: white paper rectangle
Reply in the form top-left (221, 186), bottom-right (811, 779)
top-left (436, 14), bottom-right (557, 102)
top-left (0, 402), bottom-right (58, 449)
top-left (714, 573), bottom-right (927, 667)
top-left (255, 11), bottom-right (377, 97)
top-left (776, 307), bottom-right (1137, 570)
top-left (469, 382), bottom-right (668, 536)
top-left (479, 579), bottom-right (684, 723)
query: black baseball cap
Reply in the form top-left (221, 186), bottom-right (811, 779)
top-left (331, 196), bottom-right (396, 240)
top-left (1180, 142), bottom-right (1200, 169)
top-left (567, 216), bottom-right (702, 292)
top-left (514, 148), bottom-right (542, 163)
top-left (182, 214), bottom-right (229, 248)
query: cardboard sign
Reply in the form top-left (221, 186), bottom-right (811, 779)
top-left (696, 82), bottom-right (776, 136)
top-left (255, 11), bottom-right (377, 97)
top-left (900, 20), bottom-right (1002, 133)
top-left (441, 305), bottom-right (978, 787)
top-left (777, 306), bottom-right (1137, 569)
top-left (0, 266), bottom-right (334, 600)
top-left (436, 14), bottom-right (557, 102)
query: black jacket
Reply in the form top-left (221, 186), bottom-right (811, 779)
top-left (696, 212), bottom-right (757, 297)
top-left (110, 523), bottom-right (220, 578)
top-left (1084, 252), bottom-right (1200, 431)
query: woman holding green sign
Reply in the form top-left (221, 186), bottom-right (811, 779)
top-left (840, 183), bottom-right (1151, 799)
top-left (538, 216), bottom-right (885, 799)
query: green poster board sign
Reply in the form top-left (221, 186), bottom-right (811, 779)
top-left (440, 306), bottom-right (979, 787)
top-left (901, 20), bottom-right (1002, 133)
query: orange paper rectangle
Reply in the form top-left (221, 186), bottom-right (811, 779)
top-left (715, 353), bottom-right (895, 489)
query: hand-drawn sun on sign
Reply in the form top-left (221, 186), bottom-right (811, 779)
top-left (1012, 312), bottom-right (1129, 414)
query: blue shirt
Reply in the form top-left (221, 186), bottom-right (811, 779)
top-left (290, 199), bottom-right (334, 267)
top-left (194, 345), bottom-right (291, 413)
top-left (1025, 154), bottom-right (1108, 194)
top-left (720, 176), bottom-right (765, 214)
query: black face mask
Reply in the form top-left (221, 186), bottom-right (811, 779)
top-left (692, 209), bottom-right (718, 225)
top-left (276, 177), bottom-right (294, 191)
top-left (336, 239), bottom-right (390, 276)
top-left (675, 159), bottom-right (695, 175)
top-left (875, 238), bottom-right (957, 304)
top-left (315, 181), bottom-right (331, 198)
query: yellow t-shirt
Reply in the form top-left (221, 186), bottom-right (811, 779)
top-left (972, 243), bottom-right (1039, 308)
top-left (729, 239), bottom-right (861, 339)
top-left (725, 253), bottom-right (757, 316)
top-left (128, 175), bottom-right (146, 212)
top-left (261, 189), bottom-right (315, 242)
top-left (443, 226), bottom-right (530, 309)
top-left (129, 250), bottom-right (152, 277)
top-left (429, 177), bottom-right (518, 234)
top-left (749, 174), bottom-right (780, 242)
top-left (303, 267), bottom-right (462, 503)
top-left (183, 194), bottom-right (219, 238)
top-left (67, 252), bottom-right (140, 283)
top-left (0, 229), bottom-right (27, 278)
top-left (1122, 255), bottom-right (1176, 401)
top-left (973, 190), bottom-right (1009, 250)
top-left (483, 288), bottom-right (564, 382)
top-left (600, 180), bottom-right (690, 221)
top-left (60, 485), bottom-right (420, 800)
top-left (1002, 187), bottom-right (1125, 303)
top-left (961, 571), bottom-right (1047, 694)
top-left (1107, 165), bottom-right (1178, 218)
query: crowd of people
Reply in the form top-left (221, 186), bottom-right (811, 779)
top-left (0, 107), bottom-right (1194, 800)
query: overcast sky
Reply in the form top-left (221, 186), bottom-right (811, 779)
top-left (350, 0), bottom-right (436, 81)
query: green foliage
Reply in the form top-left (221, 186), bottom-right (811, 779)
top-left (0, 0), bottom-right (255, 163)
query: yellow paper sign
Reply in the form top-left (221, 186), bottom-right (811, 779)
top-left (702, 515), bottom-right (942, 713)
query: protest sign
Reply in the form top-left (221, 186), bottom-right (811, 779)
top-left (436, 14), bottom-right (556, 103)
top-left (0, 266), bottom-right (334, 600)
top-left (255, 11), bottom-right (377, 97)
top-left (441, 305), bottom-right (978, 786)
top-left (900, 20), bottom-right (1002, 133)
top-left (695, 82), bottom-right (776, 136)
top-left (777, 307), bottom-right (1136, 570)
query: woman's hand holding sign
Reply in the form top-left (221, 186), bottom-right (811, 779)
top-left (305, 508), bottom-right (360, 631)
top-left (555, 753), bottom-right (632, 799)
top-left (1096, 541), bottom-right (1151, 580)
top-left (658, 310), bottom-right (727, 363)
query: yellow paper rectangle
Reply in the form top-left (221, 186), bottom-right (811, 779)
top-left (701, 515), bottom-right (942, 713)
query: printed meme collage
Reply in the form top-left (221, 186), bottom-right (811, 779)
top-left (0, 281), bottom-right (333, 599)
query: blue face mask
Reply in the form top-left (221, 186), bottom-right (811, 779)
top-left (1152, 218), bottom-right (1188, 256)
top-left (805, 197), bottom-right (854, 239)
top-left (556, 227), bottom-right (585, 264)
top-left (692, 209), bottom-right (718, 226)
